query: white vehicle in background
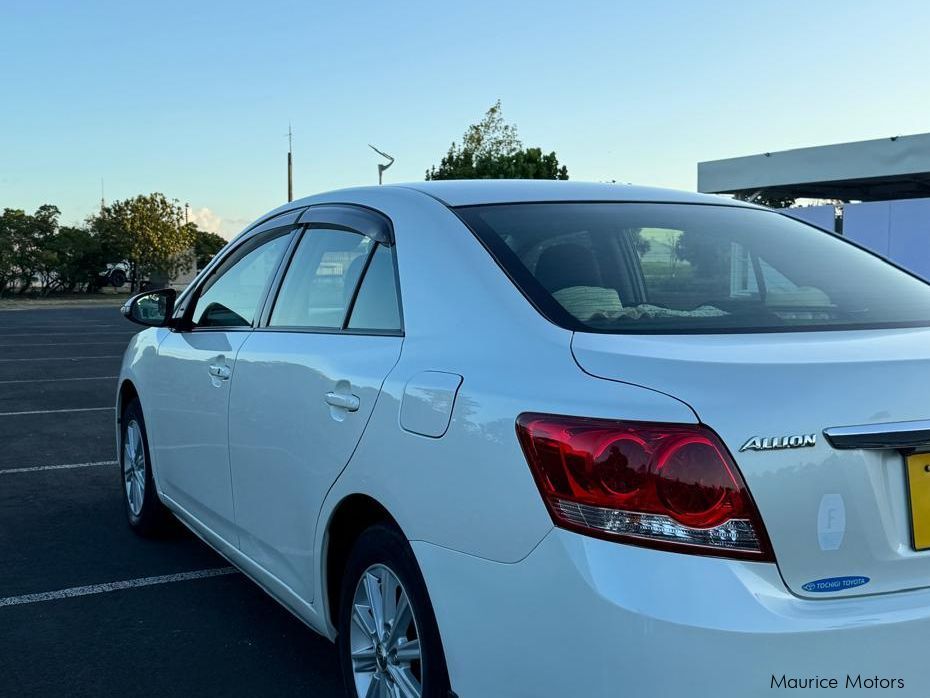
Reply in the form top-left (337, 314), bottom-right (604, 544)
top-left (99, 260), bottom-right (131, 288)
top-left (116, 181), bottom-right (930, 697)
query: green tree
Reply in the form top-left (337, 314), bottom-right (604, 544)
top-left (47, 226), bottom-right (107, 292)
top-left (30, 205), bottom-right (65, 293)
top-left (460, 99), bottom-right (521, 161)
top-left (191, 225), bottom-right (227, 268)
top-left (0, 205), bottom-right (62, 294)
top-left (0, 210), bottom-right (17, 294)
top-left (426, 101), bottom-right (569, 181)
top-left (90, 193), bottom-right (196, 291)
top-left (674, 231), bottom-right (730, 277)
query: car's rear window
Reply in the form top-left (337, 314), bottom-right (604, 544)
top-left (456, 202), bottom-right (930, 334)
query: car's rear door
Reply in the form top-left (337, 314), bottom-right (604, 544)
top-left (148, 213), bottom-right (297, 543)
top-left (228, 205), bottom-right (403, 602)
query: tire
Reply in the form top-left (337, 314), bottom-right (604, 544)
top-left (120, 398), bottom-right (171, 536)
top-left (110, 269), bottom-right (127, 287)
top-left (338, 524), bottom-right (451, 698)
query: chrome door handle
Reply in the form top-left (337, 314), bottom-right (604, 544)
top-left (209, 364), bottom-right (232, 380)
top-left (325, 391), bottom-right (360, 412)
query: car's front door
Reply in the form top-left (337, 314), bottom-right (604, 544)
top-left (227, 206), bottom-right (404, 601)
top-left (149, 221), bottom-right (294, 542)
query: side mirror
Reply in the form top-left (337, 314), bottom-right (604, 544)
top-left (120, 288), bottom-right (177, 328)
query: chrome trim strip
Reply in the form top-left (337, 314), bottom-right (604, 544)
top-left (823, 419), bottom-right (930, 450)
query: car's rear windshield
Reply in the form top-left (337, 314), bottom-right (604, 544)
top-left (456, 202), bottom-right (930, 334)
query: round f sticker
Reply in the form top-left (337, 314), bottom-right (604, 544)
top-left (817, 494), bottom-right (846, 551)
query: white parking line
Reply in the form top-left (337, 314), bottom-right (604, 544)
top-left (0, 342), bottom-right (130, 348)
top-left (0, 460), bottom-right (117, 475)
top-left (0, 323), bottom-right (124, 327)
top-left (0, 355), bottom-right (122, 362)
top-left (0, 406), bottom-right (114, 417)
top-left (0, 332), bottom-right (136, 338)
top-left (0, 327), bottom-right (127, 332)
top-left (0, 567), bottom-right (239, 608)
top-left (0, 375), bottom-right (117, 385)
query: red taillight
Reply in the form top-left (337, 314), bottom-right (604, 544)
top-left (516, 414), bottom-right (773, 561)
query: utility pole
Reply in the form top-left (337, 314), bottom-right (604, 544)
top-left (100, 178), bottom-right (105, 212)
top-left (287, 123), bottom-right (294, 202)
top-left (368, 144), bottom-right (395, 185)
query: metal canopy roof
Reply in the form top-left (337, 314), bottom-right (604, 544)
top-left (698, 133), bottom-right (930, 201)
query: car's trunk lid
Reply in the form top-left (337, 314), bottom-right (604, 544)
top-left (572, 327), bottom-right (930, 599)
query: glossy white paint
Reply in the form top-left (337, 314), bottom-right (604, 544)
top-left (227, 330), bottom-right (402, 601)
top-left (148, 329), bottom-right (250, 542)
top-left (572, 328), bottom-right (930, 598)
top-left (116, 181), bottom-right (930, 697)
top-left (399, 371), bottom-right (463, 438)
top-left (416, 528), bottom-right (930, 697)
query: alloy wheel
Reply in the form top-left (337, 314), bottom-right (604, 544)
top-left (123, 419), bottom-right (146, 517)
top-left (349, 564), bottom-right (423, 698)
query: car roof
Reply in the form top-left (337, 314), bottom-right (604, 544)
top-left (243, 180), bottom-right (757, 240)
top-left (389, 179), bottom-right (750, 207)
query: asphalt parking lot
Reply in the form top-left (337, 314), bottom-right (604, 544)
top-left (0, 305), bottom-right (342, 696)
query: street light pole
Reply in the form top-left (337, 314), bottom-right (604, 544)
top-left (287, 124), bottom-right (294, 202)
top-left (368, 144), bottom-right (395, 185)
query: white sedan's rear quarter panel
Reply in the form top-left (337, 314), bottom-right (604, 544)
top-left (315, 186), bottom-right (699, 573)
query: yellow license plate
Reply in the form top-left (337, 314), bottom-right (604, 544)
top-left (907, 453), bottom-right (930, 550)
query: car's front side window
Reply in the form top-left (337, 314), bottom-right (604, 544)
top-left (191, 233), bottom-right (290, 328)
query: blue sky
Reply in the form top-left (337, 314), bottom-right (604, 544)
top-left (3, 0), bottom-right (929, 237)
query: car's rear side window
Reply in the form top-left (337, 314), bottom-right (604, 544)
top-left (456, 202), bottom-right (930, 333)
top-left (270, 228), bottom-right (373, 329)
top-left (347, 244), bottom-right (401, 331)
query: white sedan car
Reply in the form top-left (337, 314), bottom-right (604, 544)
top-left (118, 181), bottom-right (930, 697)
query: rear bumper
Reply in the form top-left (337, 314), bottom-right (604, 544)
top-left (414, 529), bottom-right (930, 697)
